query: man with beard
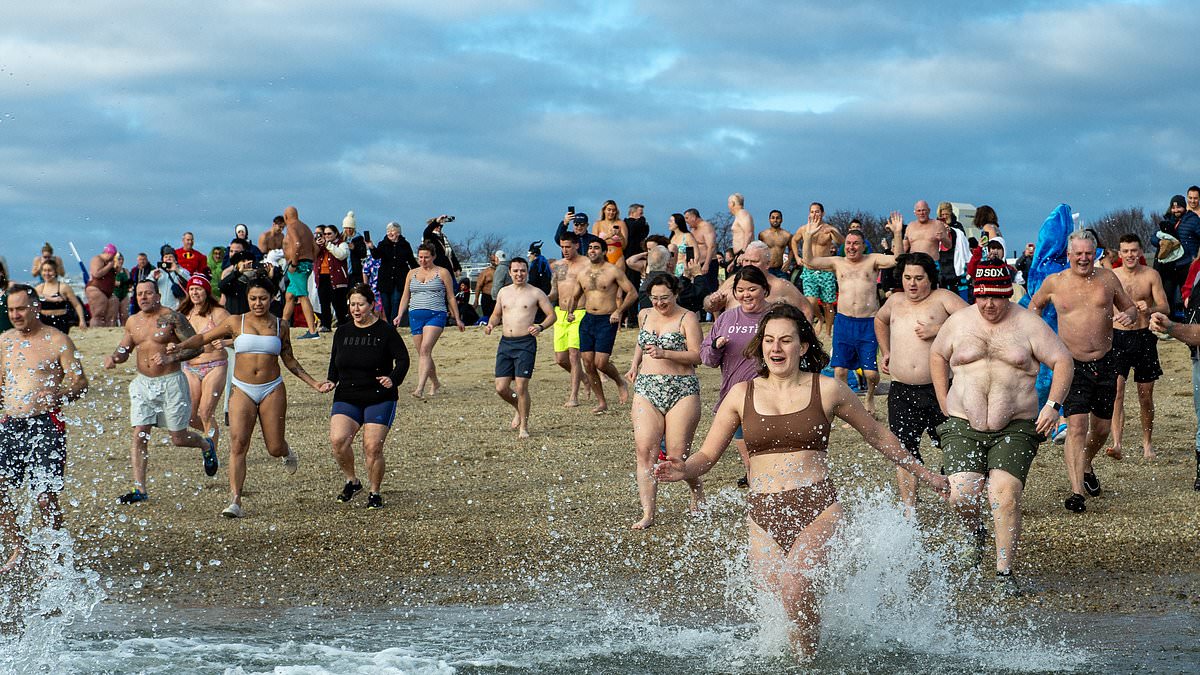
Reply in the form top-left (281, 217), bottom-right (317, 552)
top-left (565, 239), bottom-right (636, 414)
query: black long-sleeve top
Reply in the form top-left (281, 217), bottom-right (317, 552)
top-left (370, 236), bottom-right (417, 291)
top-left (327, 320), bottom-right (410, 405)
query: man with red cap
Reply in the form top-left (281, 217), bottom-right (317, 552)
top-left (931, 259), bottom-right (1074, 593)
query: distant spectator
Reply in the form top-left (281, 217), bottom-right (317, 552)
top-left (423, 215), bottom-right (462, 277)
top-left (175, 232), bottom-right (208, 276)
top-left (30, 242), bottom-right (65, 279)
top-left (368, 222), bottom-right (417, 324)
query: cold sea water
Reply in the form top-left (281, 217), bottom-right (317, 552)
top-left (2, 492), bottom-right (1196, 674)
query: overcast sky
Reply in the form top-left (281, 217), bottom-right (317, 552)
top-left (1, 0), bottom-right (1194, 276)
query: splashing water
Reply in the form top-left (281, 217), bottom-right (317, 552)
top-left (0, 497), bottom-right (106, 673)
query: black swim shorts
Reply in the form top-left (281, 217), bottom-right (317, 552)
top-left (1112, 328), bottom-right (1162, 384)
top-left (0, 411), bottom-right (67, 491)
top-left (495, 334), bottom-right (538, 379)
top-left (887, 381), bottom-right (945, 462)
top-left (1063, 351), bottom-right (1118, 420)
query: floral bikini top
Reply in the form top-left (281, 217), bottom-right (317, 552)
top-left (637, 313), bottom-right (688, 351)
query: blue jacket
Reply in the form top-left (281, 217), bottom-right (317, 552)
top-left (1176, 210), bottom-right (1200, 266)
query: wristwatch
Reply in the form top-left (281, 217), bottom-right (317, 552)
top-left (1045, 399), bottom-right (1062, 413)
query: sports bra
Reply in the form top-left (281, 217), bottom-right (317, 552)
top-left (233, 315), bottom-right (282, 355)
top-left (742, 376), bottom-right (830, 455)
top-left (637, 313), bottom-right (688, 352)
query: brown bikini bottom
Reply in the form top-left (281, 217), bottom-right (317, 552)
top-left (747, 479), bottom-right (838, 553)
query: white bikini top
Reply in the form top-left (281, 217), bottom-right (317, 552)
top-left (233, 315), bottom-right (282, 355)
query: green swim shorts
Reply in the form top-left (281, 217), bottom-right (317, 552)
top-left (286, 261), bottom-right (313, 297)
top-left (936, 416), bottom-right (1040, 486)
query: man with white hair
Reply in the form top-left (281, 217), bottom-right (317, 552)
top-left (491, 250), bottom-right (511, 300)
top-left (703, 241), bottom-right (812, 319)
top-left (1029, 230), bottom-right (1138, 513)
top-left (728, 193), bottom-right (755, 265)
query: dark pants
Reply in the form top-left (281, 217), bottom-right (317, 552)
top-left (480, 294), bottom-right (496, 321)
top-left (380, 284), bottom-right (403, 324)
top-left (317, 275), bottom-right (349, 329)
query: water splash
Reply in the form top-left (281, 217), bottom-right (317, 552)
top-left (0, 499), bottom-right (106, 672)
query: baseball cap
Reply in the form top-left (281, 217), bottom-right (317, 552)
top-left (572, 212), bottom-right (589, 226)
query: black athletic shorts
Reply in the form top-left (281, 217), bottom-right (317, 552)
top-left (887, 381), bottom-right (944, 462)
top-left (0, 411), bottom-right (67, 491)
top-left (495, 334), bottom-right (538, 379)
top-left (1063, 351), bottom-right (1117, 420)
top-left (1112, 328), bottom-right (1162, 384)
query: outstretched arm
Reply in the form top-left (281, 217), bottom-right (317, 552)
top-left (653, 382), bottom-right (742, 482)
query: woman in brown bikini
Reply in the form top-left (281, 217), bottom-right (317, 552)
top-left (655, 303), bottom-right (948, 658)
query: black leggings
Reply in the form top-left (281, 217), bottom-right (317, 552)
top-left (317, 275), bottom-right (348, 329)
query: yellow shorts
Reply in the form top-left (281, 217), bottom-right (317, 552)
top-left (554, 306), bottom-right (582, 352)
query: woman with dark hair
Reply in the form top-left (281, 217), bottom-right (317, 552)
top-left (327, 283), bottom-right (410, 510)
top-left (397, 242), bottom-right (464, 398)
top-left (165, 275), bottom-right (331, 518)
top-left (177, 275), bottom-right (230, 450)
top-left (35, 259), bottom-right (86, 334)
top-left (624, 272), bottom-right (704, 529)
top-left (657, 304), bottom-right (948, 658)
top-left (667, 213), bottom-right (694, 277)
top-left (699, 266), bottom-right (773, 484)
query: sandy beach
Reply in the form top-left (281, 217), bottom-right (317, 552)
top-left (17, 324), bottom-right (1200, 614)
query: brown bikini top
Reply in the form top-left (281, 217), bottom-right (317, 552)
top-left (742, 375), bottom-right (830, 455)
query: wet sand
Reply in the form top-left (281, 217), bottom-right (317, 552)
top-left (18, 325), bottom-right (1200, 613)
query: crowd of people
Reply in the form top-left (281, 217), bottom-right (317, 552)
top-left (3, 190), bottom-right (1200, 660)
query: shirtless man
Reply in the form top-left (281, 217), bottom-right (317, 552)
top-left (876, 253), bottom-right (968, 511)
top-left (683, 209), bottom-right (719, 296)
top-left (485, 257), bottom-right (556, 438)
top-left (280, 206), bottom-right (320, 339)
top-left (259, 215), bottom-right (285, 254)
top-left (1028, 230), bottom-right (1137, 512)
top-left (1188, 185), bottom-right (1200, 220)
top-left (931, 260), bottom-right (1073, 589)
top-left (703, 241), bottom-right (813, 319)
top-left (567, 239), bottom-right (637, 414)
top-left (728, 193), bottom-right (755, 264)
top-left (550, 232), bottom-right (592, 407)
top-left (803, 212), bottom-right (903, 414)
top-left (85, 243), bottom-right (119, 327)
top-left (476, 253), bottom-right (498, 319)
top-left (758, 209), bottom-right (792, 276)
top-left (1106, 234), bottom-right (1168, 461)
top-left (0, 285), bottom-right (88, 572)
top-left (790, 203), bottom-right (843, 338)
top-left (904, 200), bottom-right (950, 259)
top-left (104, 280), bottom-right (219, 504)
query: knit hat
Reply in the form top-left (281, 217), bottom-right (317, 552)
top-left (186, 275), bottom-right (211, 293)
top-left (972, 260), bottom-right (1013, 297)
top-left (1171, 195), bottom-right (1187, 209)
top-left (343, 211), bottom-right (356, 230)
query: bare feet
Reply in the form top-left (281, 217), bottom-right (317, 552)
top-left (1143, 445), bottom-right (1157, 460)
top-left (630, 516), bottom-right (654, 530)
top-left (592, 405), bottom-right (608, 415)
top-left (618, 381), bottom-right (630, 405)
top-left (562, 400), bottom-right (580, 408)
top-left (410, 389), bottom-right (424, 399)
top-left (511, 413), bottom-right (521, 430)
top-left (1106, 445), bottom-right (1124, 461)
top-left (518, 428), bottom-right (530, 439)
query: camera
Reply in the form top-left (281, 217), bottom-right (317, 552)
top-left (440, 215), bottom-right (455, 224)
top-left (158, 261), bottom-right (171, 270)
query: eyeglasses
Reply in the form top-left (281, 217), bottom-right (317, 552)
top-left (649, 295), bottom-right (673, 303)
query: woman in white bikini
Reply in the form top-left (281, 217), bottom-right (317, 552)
top-left (176, 276), bottom-right (230, 451)
top-left (166, 276), bottom-right (332, 518)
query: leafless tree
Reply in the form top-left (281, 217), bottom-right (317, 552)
top-left (452, 229), bottom-right (513, 266)
top-left (826, 209), bottom-right (893, 250)
top-left (1087, 206), bottom-right (1158, 253)
top-left (708, 212), bottom-right (733, 254)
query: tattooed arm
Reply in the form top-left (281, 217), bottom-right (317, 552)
top-left (160, 310), bottom-right (204, 363)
